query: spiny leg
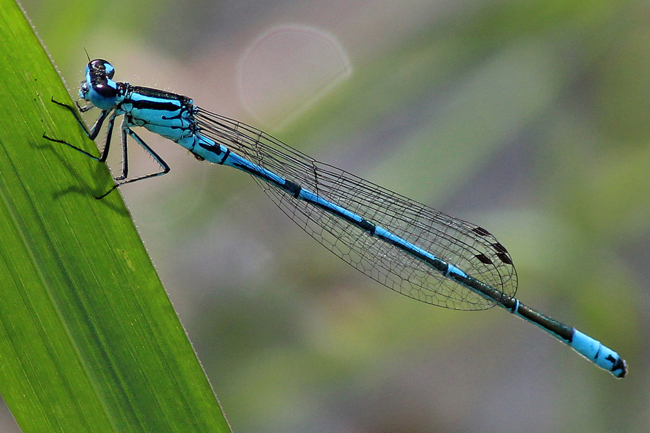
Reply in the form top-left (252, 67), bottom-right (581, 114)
top-left (43, 97), bottom-right (114, 162)
top-left (49, 97), bottom-right (108, 140)
top-left (94, 127), bottom-right (170, 199)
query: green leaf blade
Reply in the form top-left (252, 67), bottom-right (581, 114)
top-left (0, 1), bottom-right (231, 431)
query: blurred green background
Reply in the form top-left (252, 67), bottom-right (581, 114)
top-left (10, 0), bottom-right (648, 431)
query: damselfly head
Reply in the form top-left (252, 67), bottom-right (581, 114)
top-left (79, 59), bottom-right (120, 107)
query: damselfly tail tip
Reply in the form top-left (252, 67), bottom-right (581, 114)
top-left (613, 358), bottom-right (627, 379)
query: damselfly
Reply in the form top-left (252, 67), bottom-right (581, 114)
top-left (44, 59), bottom-right (627, 378)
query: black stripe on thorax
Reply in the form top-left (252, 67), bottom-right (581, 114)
top-left (126, 85), bottom-right (192, 112)
top-left (126, 98), bottom-right (182, 112)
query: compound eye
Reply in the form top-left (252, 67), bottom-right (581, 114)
top-left (103, 63), bottom-right (115, 79)
top-left (89, 59), bottom-right (115, 79)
